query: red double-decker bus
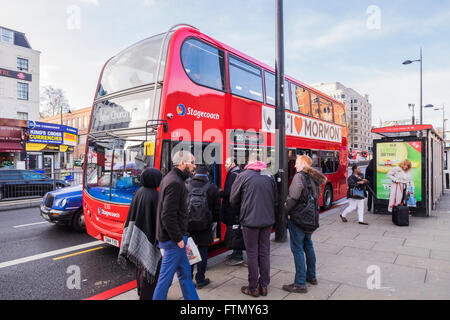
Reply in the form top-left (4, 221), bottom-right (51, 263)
top-left (83, 25), bottom-right (348, 247)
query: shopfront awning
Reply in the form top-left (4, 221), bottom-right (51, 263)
top-left (0, 142), bottom-right (23, 153)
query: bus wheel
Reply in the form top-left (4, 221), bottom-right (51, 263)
top-left (72, 209), bottom-right (86, 233)
top-left (322, 184), bottom-right (333, 210)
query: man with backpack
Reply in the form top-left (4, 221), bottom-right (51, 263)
top-left (186, 165), bottom-right (220, 289)
top-left (283, 155), bottom-right (326, 294)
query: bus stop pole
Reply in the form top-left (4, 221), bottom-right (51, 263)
top-left (274, 0), bottom-right (288, 242)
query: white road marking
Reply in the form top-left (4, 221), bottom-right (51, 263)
top-left (0, 240), bottom-right (104, 270)
top-left (13, 222), bottom-right (48, 228)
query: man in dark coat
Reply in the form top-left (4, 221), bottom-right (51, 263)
top-left (118, 167), bottom-right (162, 300)
top-left (220, 157), bottom-right (244, 266)
top-left (186, 165), bottom-right (220, 289)
top-left (230, 154), bottom-right (277, 298)
top-left (365, 159), bottom-right (374, 212)
top-left (153, 150), bottom-right (199, 300)
top-left (282, 155), bottom-right (326, 294)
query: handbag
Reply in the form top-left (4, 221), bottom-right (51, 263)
top-left (350, 187), bottom-right (365, 199)
top-left (224, 224), bottom-right (246, 251)
top-left (407, 186), bottom-right (416, 207)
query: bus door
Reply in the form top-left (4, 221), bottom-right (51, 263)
top-left (160, 140), bottom-right (222, 188)
top-left (160, 140), bottom-right (222, 241)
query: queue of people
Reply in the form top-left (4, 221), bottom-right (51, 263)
top-left (118, 149), bottom-right (415, 300)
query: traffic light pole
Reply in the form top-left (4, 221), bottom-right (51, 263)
top-left (274, 0), bottom-right (288, 242)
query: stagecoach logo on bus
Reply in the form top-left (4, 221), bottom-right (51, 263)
top-left (97, 207), bottom-right (120, 218)
top-left (177, 104), bottom-right (220, 120)
top-left (261, 105), bottom-right (341, 143)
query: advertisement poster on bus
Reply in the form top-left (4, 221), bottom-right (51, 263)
top-left (376, 141), bottom-right (422, 201)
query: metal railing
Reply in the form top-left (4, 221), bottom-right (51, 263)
top-left (0, 169), bottom-right (83, 202)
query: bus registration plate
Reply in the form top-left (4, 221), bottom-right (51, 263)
top-left (103, 236), bottom-right (119, 247)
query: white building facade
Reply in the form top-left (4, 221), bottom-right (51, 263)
top-left (313, 82), bottom-right (373, 154)
top-left (0, 26), bottom-right (40, 121)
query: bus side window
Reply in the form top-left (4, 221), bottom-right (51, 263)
top-left (229, 55), bottom-right (264, 103)
top-left (334, 151), bottom-right (340, 172)
top-left (320, 151), bottom-right (334, 174)
top-left (288, 149), bottom-right (297, 180)
top-left (311, 150), bottom-right (320, 170)
top-left (296, 149), bottom-right (311, 157)
top-left (311, 93), bottom-right (320, 119)
top-left (181, 38), bottom-right (226, 91)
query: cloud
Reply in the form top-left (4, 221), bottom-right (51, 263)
top-left (142, 0), bottom-right (156, 6)
top-left (354, 67), bottom-right (450, 128)
top-left (77, 0), bottom-right (99, 6)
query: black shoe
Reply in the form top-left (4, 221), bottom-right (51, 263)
top-left (359, 222), bottom-right (369, 225)
top-left (196, 278), bottom-right (210, 289)
top-left (306, 278), bottom-right (318, 285)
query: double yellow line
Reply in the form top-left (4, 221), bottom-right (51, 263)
top-left (52, 246), bottom-right (104, 261)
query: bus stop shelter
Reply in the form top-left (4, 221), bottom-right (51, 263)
top-left (371, 125), bottom-right (445, 217)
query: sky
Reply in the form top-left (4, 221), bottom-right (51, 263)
top-left (1, 0), bottom-right (450, 128)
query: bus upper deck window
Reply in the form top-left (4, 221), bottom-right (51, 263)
top-left (181, 38), bottom-right (226, 91)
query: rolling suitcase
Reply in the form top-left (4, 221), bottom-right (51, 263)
top-left (392, 204), bottom-right (409, 226)
top-left (392, 184), bottom-right (409, 226)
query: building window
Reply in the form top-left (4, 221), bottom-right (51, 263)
top-left (17, 58), bottom-right (29, 71)
top-left (84, 116), bottom-right (88, 128)
top-left (78, 117), bottom-right (81, 128)
top-left (1, 28), bottom-right (13, 44)
top-left (17, 82), bottom-right (29, 100)
top-left (17, 112), bottom-right (28, 120)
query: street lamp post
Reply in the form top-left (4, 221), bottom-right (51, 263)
top-left (408, 103), bottom-right (415, 125)
top-left (274, 0), bottom-right (287, 242)
top-left (403, 48), bottom-right (423, 124)
top-left (424, 104), bottom-right (447, 139)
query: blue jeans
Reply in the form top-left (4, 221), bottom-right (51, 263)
top-left (288, 220), bottom-right (316, 286)
top-left (231, 249), bottom-right (243, 260)
top-left (153, 236), bottom-right (199, 300)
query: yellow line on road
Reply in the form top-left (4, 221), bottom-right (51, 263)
top-left (53, 246), bottom-right (104, 261)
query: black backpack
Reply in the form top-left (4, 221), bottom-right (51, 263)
top-left (186, 182), bottom-right (212, 232)
top-left (290, 172), bottom-right (320, 233)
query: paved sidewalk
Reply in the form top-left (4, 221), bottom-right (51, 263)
top-left (111, 191), bottom-right (450, 300)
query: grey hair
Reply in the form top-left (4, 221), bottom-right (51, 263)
top-left (248, 152), bottom-right (261, 163)
top-left (172, 150), bottom-right (194, 166)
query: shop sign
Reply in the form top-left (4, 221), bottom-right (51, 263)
top-left (0, 126), bottom-right (22, 142)
top-left (0, 67), bottom-right (32, 81)
top-left (28, 129), bottom-right (63, 144)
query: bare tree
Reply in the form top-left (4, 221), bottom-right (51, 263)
top-left (40, 86), bottom-right (70, 118)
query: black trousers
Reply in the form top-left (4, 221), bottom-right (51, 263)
top-left (367, 182), bottom-right (374, 211)
top-left (136, 259), bottom-right (162, 300)
top-left (191, 245), bottom-right (209, 283)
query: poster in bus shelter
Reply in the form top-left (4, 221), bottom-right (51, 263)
top-left (376, 141), bottom-right (422, 201)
